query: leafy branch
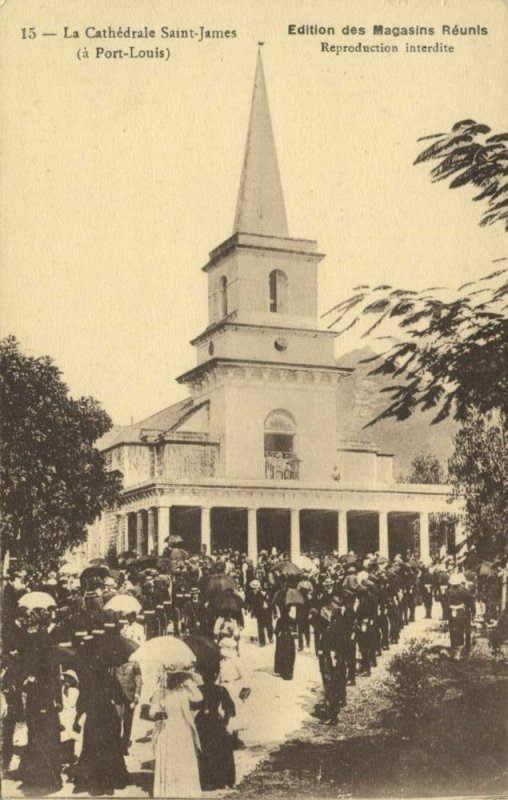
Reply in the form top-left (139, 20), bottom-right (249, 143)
top-left (415, 120), bottom-right (508, 230)
top-left (323, 268), bottom-right (508, 426)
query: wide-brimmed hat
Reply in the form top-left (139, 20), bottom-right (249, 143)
top-left (250, 579), bottom-right (261, 589)
top-left (61, 670), bottom-right (79, 687)
top-left (165, 664), bottom-right (194, 675)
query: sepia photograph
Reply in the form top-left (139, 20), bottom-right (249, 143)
top-left (1, 0), bottom-right (507, 798)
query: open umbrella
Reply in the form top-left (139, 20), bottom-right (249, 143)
top-left (154, 573), bottom-right (172, 586)
top-left (213, 592), bottom-right (243, 616)
top-left (18, 591), bottom-right (56, 610)
top-left (206, 574), bottom-right (237, 596)
top-left (167, 534), bottom-right (184, 545)
top-left (273, 560), bottom-right (301, 576)
top-left (183, 635), bottom-right (221, 677)
top-left (90, 633), bottom-right (139, 668)
top-left (104, 594), bottom-right (142, 615)
top-left (273, 587), bottom-right (305, 607)
top-left (131, 555), bottom-right (158, 571)
top-left (131, 636), bottom-right (195, 701)
top-left (168, 548), bottom-right (189, 562)
top-left (132, 635), bottom-right (195, 671)
top-left (53, 642), bottom-right (78, 668)
top-left (117, 550), bottom-right (138, 565)
top-left (80, 565), bottom-right (110, 582)
top-left (293, 554), bottom-right (317, 572)
top-left (58, 562), bottom-right (79, 575)
top-left (339, 554), bottom-right (358, 566)
top-left (108, 568), bottom-right (122, 584)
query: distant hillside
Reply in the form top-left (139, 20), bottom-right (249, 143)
top-left (336, 348), bottom-right (457, 478)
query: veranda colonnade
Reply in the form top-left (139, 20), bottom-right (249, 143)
top-left (105, 500), bottom-right (465, 565)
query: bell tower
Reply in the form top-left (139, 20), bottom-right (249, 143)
top-left (177, 50), bottom-right (349, 482)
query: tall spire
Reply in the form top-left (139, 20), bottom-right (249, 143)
top-left (233, 49), bottom-right (288, 237)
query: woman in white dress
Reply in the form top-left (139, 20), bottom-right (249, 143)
top-left (59, 670), bottom-right (81, 764)
top-left (214, 614), bottom-right (241, 683)
top-left (149, 668), bottom-right (202, 798)
top-left (214, 614), bottom-right (244, 741)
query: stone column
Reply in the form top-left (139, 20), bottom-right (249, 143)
top-left (115, 514), bottom-right (124, 554)
top-left (100, 518), bottom-right (108, 558)
top-left (121, 515), bottom-right (128, 551)
top-left (157, 507), bottom-right (170, 555)
top-left (290, 508), bottom-right (301, 561)
top-left (201, 506), bottom-right (211, 555)
top-left (247, 508), bottom-right (258, 563)
top-left (126, 513), bottom-right (133, 551)
top-left (379, 511), bottom-right (389, 559)
top-left (147, 508), bottom-right (157, 555)
top-left (455, 517), bottom-right (466, 554)
top-left (338, 510), bottom-right (347, 555)
top-left (136, 510), bottom-right (145, 555)
top-left (420, 511), bottom-right (430, 564)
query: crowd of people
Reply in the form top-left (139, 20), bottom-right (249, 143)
top-left (2, 541), bottom-right (506, 797)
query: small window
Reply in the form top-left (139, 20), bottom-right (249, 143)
top-left (219, 275), bottom-right (228, 318)
top-left (269, 270), bottom-right (288, 313)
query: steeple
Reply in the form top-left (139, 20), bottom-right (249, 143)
top-left (233, 49), bottom-right (289, 237)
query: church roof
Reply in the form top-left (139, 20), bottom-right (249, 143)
top-left (233, 49), bottom-right (288, 237)
top-left (97, 397), bottom-right (193, 450)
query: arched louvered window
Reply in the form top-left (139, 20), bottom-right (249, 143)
top-left (219, 275), bottom-right (228, 318)
top-left (269, 269), bottom-right (288, 313)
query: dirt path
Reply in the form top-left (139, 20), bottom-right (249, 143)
top-left (5, 610), bottom-right (505, 799)
top-left (234, 620), bottom-right (508, 798)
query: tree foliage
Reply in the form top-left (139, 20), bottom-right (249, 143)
top-left (415, 120), bottom-right (508, 230)
top-left (447, 408), bottom-right (507, 560)
top-left (0, 336), bottom-right (122, 566)
top-left (404, 453), bottom-right (446, 485)
top-left (324, 268), bottom-right (507, 426)
top-left (383, 638), bottom-right (444, 732)
top-left (403, 454), bottom-right (454, 558)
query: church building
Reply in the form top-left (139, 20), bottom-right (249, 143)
top-left (87, 52), bottom-right (460, 565)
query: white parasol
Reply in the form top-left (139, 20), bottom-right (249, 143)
top-left (131, 635), bottom-right (196, 701)
top-left (131, 635), bottom-right (195, 671)
top-left (18, 591), bottom-right (56, 610)
top-left (293, 554), bottom-right (318, 572)
top-left (104, 594), bottom-right (142, 614)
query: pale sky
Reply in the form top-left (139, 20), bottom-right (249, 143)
top-left (1, 0), bottom-right (506, 424)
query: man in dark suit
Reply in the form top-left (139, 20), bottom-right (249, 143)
top-left (247, 580), bottom-right (273, 646)
top-left (446, 572), bottom-right (476, 658)
top-left (115, 659), bottom-right (142, 754)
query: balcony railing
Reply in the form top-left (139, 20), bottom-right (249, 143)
top-left (265, 451), bottom-right (300, 480)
